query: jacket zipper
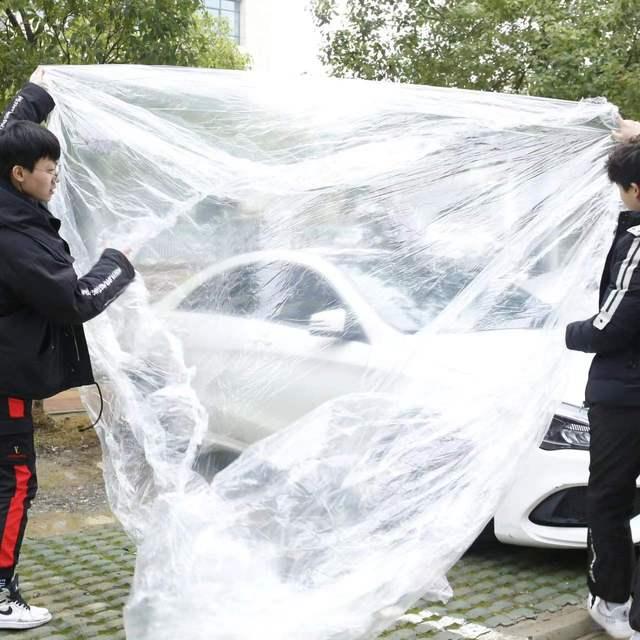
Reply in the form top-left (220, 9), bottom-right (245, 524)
top-left (71, 326), bottom-right (80, 363)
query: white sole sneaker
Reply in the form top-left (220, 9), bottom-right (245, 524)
top-left (588, 595), bottom-right (632, 639)
top-left (0, 606), bottom-right (52, 629)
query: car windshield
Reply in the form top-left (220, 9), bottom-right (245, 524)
top-left (325, 253), bottom-right (466, 333)
top-left (328, 253), bottom-right (551, 334)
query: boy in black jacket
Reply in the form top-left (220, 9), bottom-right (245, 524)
top-left (566, 143), bottom-right (640, 640)
top-left (0, 80), bottom-right (134, 629)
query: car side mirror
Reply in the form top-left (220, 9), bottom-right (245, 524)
top-left (308, 308), bottom-right (347, 338)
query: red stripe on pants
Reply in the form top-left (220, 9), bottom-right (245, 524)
top-left (7, 399), bottom-right (24, 419)
top-left (0, 465), bottom-right (30, 568)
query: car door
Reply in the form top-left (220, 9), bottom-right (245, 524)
top-left (241, 261), bottom-right (373, 441)
top-left (169, 259), bottom-right (374, 446)
top-left (165, 263), bottom-right (265, 448)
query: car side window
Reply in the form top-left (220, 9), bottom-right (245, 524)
top-left (255, 263), bottom-right (366, 340)
top-left (178, 261), bottom-right (367, 340)
top-left (257, 264), bottom-right (342, 325)
top-left (178, 265), bottom-right (258, 315)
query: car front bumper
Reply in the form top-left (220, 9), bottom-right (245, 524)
top-left (494, 445), bottom-right (640, 549)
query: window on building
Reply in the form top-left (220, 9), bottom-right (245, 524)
top-left (205, 0), bottom-right (241, 44)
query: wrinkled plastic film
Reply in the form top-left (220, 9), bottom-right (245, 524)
top-left (37, 65), bottom-right (615, 639)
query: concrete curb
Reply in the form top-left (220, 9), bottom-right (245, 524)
top-left (498, 606), bottom-right (595, 640)
top-left (385, 605), bottom-right (596, 640)
top-left (385, 609), bottom-right (530, 640)
top-left (45, 407), bottom-right (86, 415)
top-left (43, 389), bottom-right (84, 415)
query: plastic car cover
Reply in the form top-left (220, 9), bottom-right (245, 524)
top-left (36, 65), bottom-right (616, 639)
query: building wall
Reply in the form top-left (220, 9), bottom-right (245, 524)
top-left (240, 0), bottom-right (325, 75)
top-left (205, 1), bottom-right (242, 42)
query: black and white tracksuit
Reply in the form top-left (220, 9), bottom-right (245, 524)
top-left (0, 83), bottom-right (135, 583)
top-left (567, 210), bottom-right (640, 626)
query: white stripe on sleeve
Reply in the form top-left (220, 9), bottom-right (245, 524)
top-left (593, 236), bottom-right (640, 330)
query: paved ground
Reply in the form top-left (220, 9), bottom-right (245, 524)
top-left (422, 540), bottom-right (585, 627)
top-left (17, 399), bottom-right (596, 639)
top-left (381, 540), bottom-right (588, 640)
top-left (16, 528), bottom-right (134, 639)
top-left (11, 527), bottom-right (591, 640)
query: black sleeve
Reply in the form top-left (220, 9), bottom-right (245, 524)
top-left (0, 231), bottom-right (135, 325)
top-left (566, 232), bottom-right (640, 354)
top-left (0, 83), bottom-right (55, 131)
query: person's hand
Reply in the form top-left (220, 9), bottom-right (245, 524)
top-left (612, 115), bottom-right (640, 143)
top-left (29, 66), bottom-right (45, 86)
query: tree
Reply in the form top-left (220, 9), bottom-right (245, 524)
top-left (0, 1), bottom-right (250, 104)
top-left (313, 0), bottom-right (640, 119)
top-left (0, 1), bottom-right (249, 426)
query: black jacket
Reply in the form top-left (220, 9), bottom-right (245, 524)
top-left (0, 83), bottom-right (135, 399)
top-left (566, 211), bottom-right (640, 406)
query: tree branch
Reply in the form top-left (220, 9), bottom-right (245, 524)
top-left (18, 10), bottom-right (35, 43)
top-left (57, 11), bottom-right (73, 64)
top-left (4, 9), bottom-right (25, 39)
top-left (624, 23), bottom-right (640, 69)
top-left (50, 15), bottom-right (72, 64)
top-left (103, 30), bottom-right (126, 63)
top-left (511, 65), bottom-right (529, 92)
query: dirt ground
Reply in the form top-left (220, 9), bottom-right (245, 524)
top-left (30, 413), bottom-right (117, 537)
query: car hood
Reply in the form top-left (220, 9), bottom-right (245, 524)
top-left (559, 354), bottom-right (591, 409)
top-left (398, 327), bottom-right (591, 410)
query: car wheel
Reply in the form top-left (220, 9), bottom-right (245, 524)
top-left (472, 519), bottom-right (498, 547)
top-left (192, 447), bottom-right (240, 482)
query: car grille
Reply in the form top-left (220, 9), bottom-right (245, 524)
top-left (529, 487), bottom-right (640, 527)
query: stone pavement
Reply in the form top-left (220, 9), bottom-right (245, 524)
top-left (28, 403), bottom-right (592, 639)
top-left (381, 541), bottom-right (588, 640)
top-left (15, 528), bottom-right (134, 639)
top-left (11, 528), bottom-right (590, 640)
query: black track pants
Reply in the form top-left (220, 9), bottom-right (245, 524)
top-left (587, 404), bottom-right (640, 629)
top-left (0, 397), bottom-right (36, 584)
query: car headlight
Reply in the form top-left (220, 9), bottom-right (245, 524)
top-left (540, 404), bottom-right (590, 451)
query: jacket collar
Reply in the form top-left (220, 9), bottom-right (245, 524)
top-left (617, 210), bottom-right (640, 232)
top-left (0, 178), bottom-right (61, 233)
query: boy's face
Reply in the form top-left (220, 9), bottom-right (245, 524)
top-left (11, 157), bottom-right (58, 203)
top-left (619, 183), bottom-right (640, 212)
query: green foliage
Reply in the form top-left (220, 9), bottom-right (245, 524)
top-left (313, 0), bottom-right (640, 119)
top-left (0, 1), bottom-right (250, 104)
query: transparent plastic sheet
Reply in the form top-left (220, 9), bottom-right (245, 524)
top-left (35, 65), bottom-right (617, 639)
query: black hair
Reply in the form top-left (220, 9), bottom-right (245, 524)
top-left (607, 142), bottom-right (640, 190)
top-left (0, 120), bottom-right (60, 182)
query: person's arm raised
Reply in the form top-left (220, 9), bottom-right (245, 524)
top-left (0, 71), bottom-right (54, 132)
top-left (612, 115), bottom-right (640, 143)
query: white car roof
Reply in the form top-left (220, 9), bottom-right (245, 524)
top-left (154, 248), bottom-right (390, 312)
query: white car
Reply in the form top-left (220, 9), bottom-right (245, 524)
top-left (156, 248), bottom-right (640, 549)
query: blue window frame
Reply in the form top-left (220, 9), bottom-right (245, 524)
top-left (205, 0), bottom-right (241, 43)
